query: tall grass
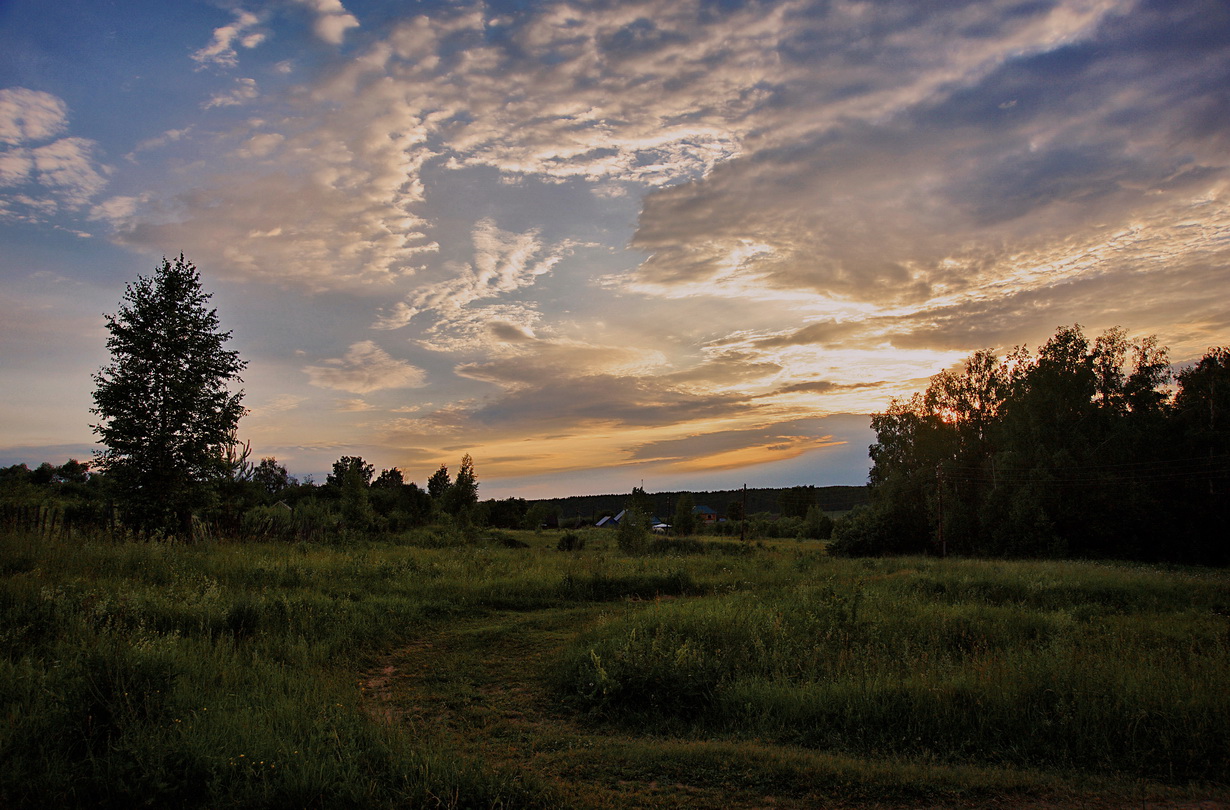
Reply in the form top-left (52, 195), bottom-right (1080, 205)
top-left (0, 530), bottom-right (576, 808)
top-left (0, 527), bottom-right (745, 807)
top-left (555, 557), bottom-right (1230, 781)
top-left (7, 528), bottom-right (1228, 805)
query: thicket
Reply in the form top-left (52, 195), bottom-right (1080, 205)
top-left (832, 326), bottom-right (1230, 564)
top-left (0, 454), bottom-right (500, 546)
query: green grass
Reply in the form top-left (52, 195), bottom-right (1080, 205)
top-left (555, 557), bottom-right (1230, 781)
top-left (3, 527), bottom-right (1228, 808)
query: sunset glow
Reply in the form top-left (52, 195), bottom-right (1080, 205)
top-left (2, 0), bottom-right (1228, 497)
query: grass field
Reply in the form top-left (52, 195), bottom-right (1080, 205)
top-left (2, 526), bottom-right (1228, 808)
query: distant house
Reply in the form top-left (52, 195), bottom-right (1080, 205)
top-left (595, 512), bottom-right (620, 528)
top-left (596, 509), bottom-right (665, 528)
top-left (692, 505), bottom-right (718, 524)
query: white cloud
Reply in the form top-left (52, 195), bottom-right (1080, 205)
top-left (192, 9), bottom-right (266, 69)
top-left (203, 78), bottom-right (260, 109)
top-left (0, 89), bottom-right (110, 220)
top-left (304, 341), bottom-right (427, 394)
top-left (236, 132), bottom-right (284, 159)
top-left (374, 219), bottom-right (566, 330)
top-left (30, 138), bottom-right (111, 205)
top-left (95, 0), bottom-right (1230, 392)
top-left (0, 148), bottom-right (32, 185)
top-left (334, 398), bottom-right (375, 411)
top-left (0, 88), bottom-right (68, 145)
top-left (293, 0), bottom-right (360, 44)
top-left (250, 394), bottom-right (307, 416)
top-left (125, 127), bottom-right (192, 162)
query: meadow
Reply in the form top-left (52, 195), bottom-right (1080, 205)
top-left (2, 525), bottom-right (1228, 809)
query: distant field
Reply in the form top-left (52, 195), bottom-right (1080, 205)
top-left (2, 527), bottom-right (1227, 809)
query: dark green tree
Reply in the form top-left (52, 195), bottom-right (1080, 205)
top-left (834, 325), bottom-right (1227, 563)
top-left (778, 485), bottom-right (817, 518)
top-left (1172, 347), bottom-right (1230, 564)
top-left (327, 456), bottom-right (374, 489)
top-left (427, 464), bottom-right (451, 502)
top-left (617, 506), bottom-right (651, 554)
top-left (443, 453), bottom-right (479, 516)
top-left (337, 462), bottom-right (374, 533)
top-left (252, 457), bottom-right (293, 496)
top-left (373, 467), bottom-right (405, 489)
top-left (804, 504), bottom-right (834, 539)
top-left (627, 485), bottom-right (653, 517)
top-left (485, 497), bottom-right (528, 529)
top-left (673, 492), bottom-right (696, 535)
top-left (91, 254), bottom-right (246, 538)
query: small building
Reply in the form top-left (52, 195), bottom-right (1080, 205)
top-left (692, 505), bottom-right (718, 524)
top-left (596, 509), bottom-right (665, 528)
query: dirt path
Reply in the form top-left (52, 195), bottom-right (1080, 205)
top-left (361, 605), bottom-right (1230, 810)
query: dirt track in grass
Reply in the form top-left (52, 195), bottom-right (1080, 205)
top-left (361, 603), bottom-right (1230, 810)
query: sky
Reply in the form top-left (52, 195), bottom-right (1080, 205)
top-left (1, 0), bottom-right (1228, 499)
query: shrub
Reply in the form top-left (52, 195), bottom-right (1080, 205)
top-left (616, 508), bottom-right (650, 554)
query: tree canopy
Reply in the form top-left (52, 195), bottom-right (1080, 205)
top-left (91, 254), bottom-right (246, 537)
top-left (834, 325), bottom-right (1229, 565)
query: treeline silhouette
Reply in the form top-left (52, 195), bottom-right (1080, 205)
top-left (832, 325), bottom-right (1229, 565)
top-left (532, 485), bottom-right (869, 525)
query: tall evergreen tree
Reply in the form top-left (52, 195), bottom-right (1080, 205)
top-left (91, 255), bottom-right (246, 537)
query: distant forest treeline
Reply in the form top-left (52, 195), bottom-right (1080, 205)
top-left (532, 485), bottom-right (869, 523)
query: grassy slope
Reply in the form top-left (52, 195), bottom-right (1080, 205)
top-left (3, 526), bottom-right (1228, 808)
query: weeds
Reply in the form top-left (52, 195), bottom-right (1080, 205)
top-left (3, 527), bottom-right (1227, 807)
top-left (556, 560), bottom-right (1230, 782)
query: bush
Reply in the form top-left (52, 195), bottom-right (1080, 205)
top-left (616, 508), bottom-right (650, 555)
top-left (557, 532), bottom-right (585, 551)
top-left (828, 505), bottom-right (929, 557)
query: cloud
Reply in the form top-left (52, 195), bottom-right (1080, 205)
top-left (304, 341), bottom-right (427, 393)
top-left (192, 9), bottom-right (266, 69)
top-left (627, 420), bottom-right (845, 471)
top-left (293, 0), bottom-right (360, 44)
top-left (93, 0), bottom-right (819, 291)
top-left (455, 336), bottom-right (666, 388)
top-left (334, 398), bottom-right (374, 412)
top-left (0, 88), bottom-right (68, 145)
top-left (751, 321), bottom-right (866, 350)
top-left (405, 374), bottom-right (749, 434)
top-left (619, 0), bottom-right (1230, 359)
top-left (125, 127), bottom-right (192, 162)
top-left (0, 89), bottom-right (110, 221)
top-left (0, 149), bottom-right (32, 186)
top-left (250, 394), bottom-right (307, 416)
top-left (374, 219), bottom-right (566, 330)
top-left (203, 77), bottom-right (260, 109)
top-left (64, 0), bottom-right (1230, 492)
top-left (29, 138), bottom-right (111, 206)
